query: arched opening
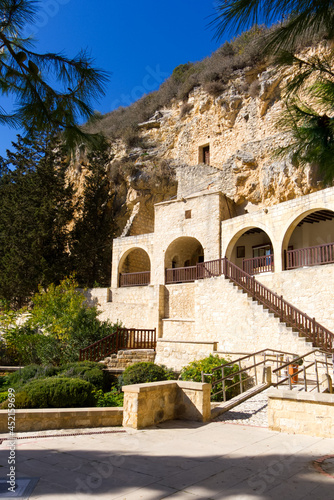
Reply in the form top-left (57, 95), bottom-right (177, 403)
top-left (165, 237), bottom-right (204, 284)
top-left (118, 248), bottom-right (151, 287)
top-left (282, 209), bottom-right (334, 270)
top-left (227, 227), bottom-right (274, 275)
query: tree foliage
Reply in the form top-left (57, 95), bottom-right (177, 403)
top-left (70, 141), bottom-right (115, 287)
top-left (1, 277), bottom-right (119, 365)
top-left (0, 134), bottom-right (74, 308)
top-left (212, 0), bottom-right (334, 50)
top-left (0, 0), bottom-right (108, 150)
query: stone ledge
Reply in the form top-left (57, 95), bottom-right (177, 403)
top-left (157, 339), bottom-right (217, 345)
top-left (268, 388), bottom-right (334, 404)
top-left (122, 380), bottom-right (210, 394)
top-left (162, 318), bottom-right (195, 323)
top-left (0, 407), bottom-right (123, 433)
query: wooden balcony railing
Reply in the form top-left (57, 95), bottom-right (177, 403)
top-left (165, 266), bottom-right (197, 284)
top-left (286, 242), bottom-right (334, 270)
top-left (242, 254), bottom-right (274, 275)
top-left (223, 258), bottom-right (334, 353)
top-left (119, 271), bottom-right (150, 287)
top-left (79, 327), bottom-right (157, 362)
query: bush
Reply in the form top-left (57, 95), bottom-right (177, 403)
top-left (4, 377), bottom-right (96, 409)
top-left (122, 362), bottom-right (175, 386)
top-left (6, 364), bottom-right (62, 390)
top-left (94, 388), bottom-right (124, 407)
top-left (59, 362), bottom-right (104, 389)
top-left (179, 103), bottom-right (194, 119)
top-left (179, 355), bottom-right (241, 402)
top-left (0, 391), bottom-right (8, 404)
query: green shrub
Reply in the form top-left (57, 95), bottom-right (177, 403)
top-left (179, 355), bottom-right (241, 402)
top-left (0, 374), bottom-right (9, 390)
top-left (6, 365), bottom-right (41, 389)
top-left (122, 362), bottom-right (175, 386)
top-left (94, 388), bottom-right (124, 407)
top-left (59, 362), bottom-right (104, 389)
top-left (0, 391), bottom-right (8, 404)
top-left (5, 377), bottom-right (96, 409)
top-left (5, 364), bottom-right (62, 390)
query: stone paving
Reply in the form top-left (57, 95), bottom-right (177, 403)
top-left (0, 418), bottom-right (333, 499)
top-left (213, 389), bottom-right (270, 428)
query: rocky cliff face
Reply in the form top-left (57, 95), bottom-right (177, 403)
top-left (73, 58), bottom-right (325, 236)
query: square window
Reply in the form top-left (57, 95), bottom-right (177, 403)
top-left (237, 246), bottom-right (245, 258)
top-left (185, 210), bottom-right (192, 219)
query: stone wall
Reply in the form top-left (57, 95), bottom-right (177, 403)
top-left (97, 285), bottom-right (162, 330)
top-left (164, 283), bottom-right (195, 318)
top-left (0, 408), bottom-right (123, 432)
top-left (268, 389), bottom-right (334, 438)
top-left (155, 340), bottom-right (217, 372)
top-left (122, 380), bottom-right (211, 429)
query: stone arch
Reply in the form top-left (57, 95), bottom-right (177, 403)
top-left (225, 225), bottom-right (274, 275)
top-left (164, 236), bottom-right (204, 269)
top-left (282, 208), bottom-right (334, 270)
top-left (164, 237), bottom-right (204, 283)
top-left (118, 246), bottom-right (151, 287)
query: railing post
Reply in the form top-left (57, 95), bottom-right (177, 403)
top-left (315, 360), bottom-right (320, 392)
top-left (253, 354), bottom-right (257, 385)
top-left (280, 296), bottom-right (284, 321)
top-left (303, 366), bottom-right (307, 391)
top-left (239, 360), bottom-right (243, 394)
top-left (222, 366), bottom-right (226, 402)
top-left (266, 366), bottom-right (272, 385)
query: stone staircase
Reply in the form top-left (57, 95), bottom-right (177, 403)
top-left (228, 280), bottom-right (314, 352)
top-left (102, 349), bottom-right (156, 372)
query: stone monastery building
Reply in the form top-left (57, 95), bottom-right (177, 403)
top-left (90, 162), bottom-right (334, 371)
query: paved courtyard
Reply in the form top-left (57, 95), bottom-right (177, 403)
top-left (0, 416), bottom-right (333, 500)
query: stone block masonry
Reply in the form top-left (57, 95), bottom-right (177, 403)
top-left (122, 380), bottom-right (211, 429)
top-left (268, 389), bottom-right (334, 438)
top-left (0, 408), bottom-right (123, 432)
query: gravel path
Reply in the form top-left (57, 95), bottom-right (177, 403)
top-left (213, 388), bottom-right (270, 427)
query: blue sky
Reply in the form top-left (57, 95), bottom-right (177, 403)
top-left (0, 0), bottom-right (237, 155)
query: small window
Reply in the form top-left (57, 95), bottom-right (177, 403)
top-left (185, 210), bottom-right (192, 219)
top-left (199, 144), bottom-right (210, 165)
top-left (237, 246), bottom-right (245, 258)
top-left (203, 145), bottom-right (210, 165)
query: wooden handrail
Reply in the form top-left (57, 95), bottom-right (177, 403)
top-left (287, 242), bottom-right (334, 269)
top-left (119, 271), bottom-right (150, 287)
top-left (242, 254), bottom-right (274, 275)
top-left (79, 327), bottom-right (157, 362)
top-left (223, 258), bottom-right (334, 353)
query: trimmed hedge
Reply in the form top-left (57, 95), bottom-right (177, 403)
top-left (59, 362), bottom-right (104, 389)
top-left (121, 362), bottom-right (175, 386)
top-left (4, 377), bottom-right (96, 409)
